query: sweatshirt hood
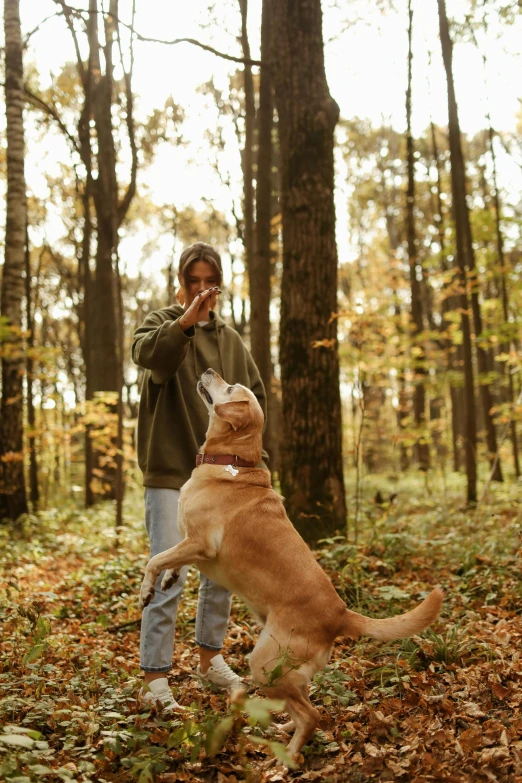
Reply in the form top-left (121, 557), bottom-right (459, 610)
top-left (162, 303), bottom-right (227, 330)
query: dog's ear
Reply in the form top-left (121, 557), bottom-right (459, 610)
top-left (214, 400), bottom-right (250, 430)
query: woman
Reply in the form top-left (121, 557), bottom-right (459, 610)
top-left (132, 242), bottom-right (267, 710)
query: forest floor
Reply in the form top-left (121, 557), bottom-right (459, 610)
top-left (1, 472), bottom-right (522, 783)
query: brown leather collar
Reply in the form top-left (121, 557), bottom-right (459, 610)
top-left (196, 453), bottom-right (255, 468)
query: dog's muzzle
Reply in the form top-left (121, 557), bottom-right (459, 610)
top-left (198, 381), bottom-right (213, 405)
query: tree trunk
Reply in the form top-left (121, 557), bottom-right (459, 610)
top-left (394, 302), bottom-right (410, 472)
top-left (81, 0), bottom-right (137, 504)
top-left (79, 5), bottom-right (96, 506)
top-left (25, 227), bottom-right (39, 509)
top-left (238, 0), bottom-right (255, 285)
top-left (270, 0), bottom-right (346, 541)
top-left (0, 0), bottom-right (28, 522)
top-left (469, 13), bottom-right (519, 477)
top-left (438, 0), bottom-right (478, 502)
top-left (90, 0), bottom-right (120, 396)
top-left (406, 0), bottom-right (429, 471)
top-left (439, 0), bottom-right (501, 487)
top-left (487, 125), bottom-right (519, 477)
top-left (82, 190), bottom-right (95, 506)
top-left (429, 119), bottom-right (463, 471)
top-left (378, 138), bottom-right (409, 471)
top-left (250, 0), bottom-right (279, 471)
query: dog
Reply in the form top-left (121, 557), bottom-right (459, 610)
top-left (140, 369), bottom-right (443, 758)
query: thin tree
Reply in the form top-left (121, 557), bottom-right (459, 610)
top-left (270, 0), bottom-right (346, 541)
top-left (0, 0), bottom-right (29, 522)
top-left (428, 117), bottom-right (465, 472)
top-left (25, 228), bottom-right (39, 509)
top-left (250, 0), bottom-right (278, 468)
top-left (405, 0), bottom-right (429, 470)
top-left (437, 0), bottom-right (478, 502)
top-left (238, 0), bottom-right (255, 283)
top-left (438, 0), bottom-right (502, 487)
top-left (487, 126), bottom-right (519, 477)
top-left (466, 18), bottom-right (520, 477)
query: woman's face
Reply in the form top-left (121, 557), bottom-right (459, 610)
top-left (180, 260), bottom-right (221, 308)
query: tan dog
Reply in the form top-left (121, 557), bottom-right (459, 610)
top-left (140, 369), bottom-right (442, 758)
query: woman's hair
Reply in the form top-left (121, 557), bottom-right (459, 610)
top-left (178, 243), bottom-right (222, 286)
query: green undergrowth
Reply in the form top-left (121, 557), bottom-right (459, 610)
top-left (0, 474), bottom-right (521, 781)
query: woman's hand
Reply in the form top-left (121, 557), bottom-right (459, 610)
top-left (179, 287), bottom-right (221, 331)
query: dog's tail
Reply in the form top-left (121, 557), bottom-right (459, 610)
top-left (341, 588), bottom-right (443, 642)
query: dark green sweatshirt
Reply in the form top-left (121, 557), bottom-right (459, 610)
top-left (132, 304), bottom-right (267, 489)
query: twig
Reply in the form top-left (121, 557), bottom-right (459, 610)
top-left (107, 618), bottom-right (140, 633)
top-left (24, 86), bottom-right (81, 156)
top-left (24, 11), bottom-right (63, 43)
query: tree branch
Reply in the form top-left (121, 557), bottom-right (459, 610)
top-left (24, 86), bottom-right (82, 157)
top-left (53, 0), bottom-right (87, 85)
top-left (24, 11), bottom-right (64, 43)
top-left (55, 2), bottom-right (263, 67)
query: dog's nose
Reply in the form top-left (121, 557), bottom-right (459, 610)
top-left (201, 369), bottom-right (215, 386)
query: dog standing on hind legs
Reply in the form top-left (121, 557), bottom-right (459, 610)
top-left (140, 369), bottom-right (443, 760)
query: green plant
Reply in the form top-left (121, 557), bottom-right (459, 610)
top-left (310, 663), bottom-right (358, 706)
top-left (424, 623), bottom-right (489, 665)
top-left (262, 639), bottom-right (306, 686)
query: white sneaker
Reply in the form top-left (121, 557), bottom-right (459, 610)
top-left (139, 677), bottom-right (182, 712)
top-left (197, 654), bottom-right (242, 692)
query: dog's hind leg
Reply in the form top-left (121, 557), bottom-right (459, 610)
top-left (249, 629), bottom-right (323, 759)
top-left (262, 678), bottom-right (319, 757)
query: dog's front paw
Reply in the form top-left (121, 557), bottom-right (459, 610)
top-left (161, 569), bottom-right (180, 591)
top-left (140, 578), bottom-right (155, 609)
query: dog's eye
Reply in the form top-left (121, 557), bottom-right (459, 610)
top-left (227, 386), bottom-right (233, 394)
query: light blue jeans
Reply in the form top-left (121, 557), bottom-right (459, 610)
top-left (140, 487), bottom-right (232, 672)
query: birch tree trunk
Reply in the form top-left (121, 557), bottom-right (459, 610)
top-left (270, 0), bottom-right (346, 541)
top-left (0, 0), bottom-right (28, 522)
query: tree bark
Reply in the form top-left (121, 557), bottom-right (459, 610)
top-left (438, 0), bottom-right (481, 501)
top-left (0, 0), bottom-right (28, 522)
top-left (406, 0), bottom-right (429, 471)
top-left (270, 0), bottom-right (346, 541)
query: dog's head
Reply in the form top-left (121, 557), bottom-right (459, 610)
top-left (198, 369), bottom-right (264, 462)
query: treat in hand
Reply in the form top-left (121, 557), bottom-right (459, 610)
top-left (179, 287), bottom-right (221, 331)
